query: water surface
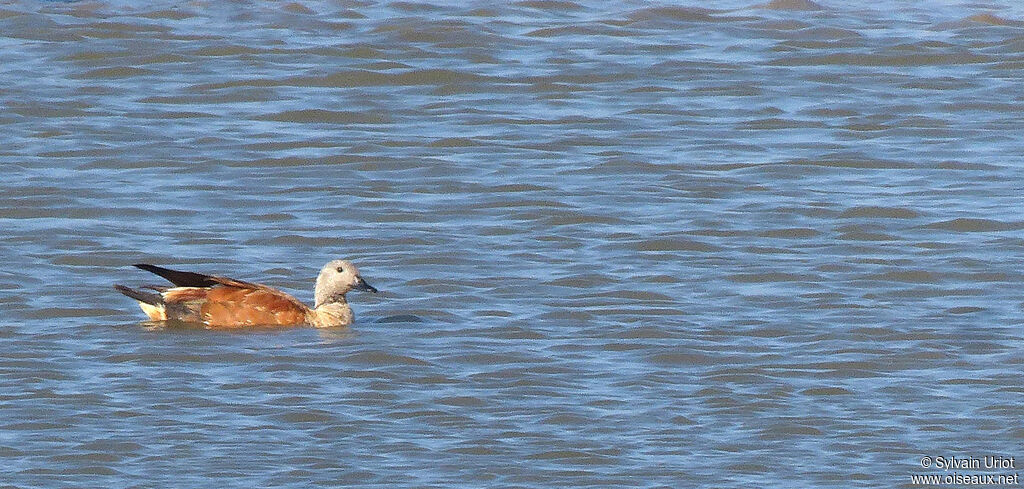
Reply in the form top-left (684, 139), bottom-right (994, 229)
top-left (2, 0), bottom-right (1024, 487)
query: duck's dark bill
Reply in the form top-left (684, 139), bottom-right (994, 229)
top-left (355, 277), bottom-right (378, 293)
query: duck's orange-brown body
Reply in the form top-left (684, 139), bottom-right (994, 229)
top-left (197, 286), bottom-right (309, 327)
top-left (154, 284), bottom-right (310, 327)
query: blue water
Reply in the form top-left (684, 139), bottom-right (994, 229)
top-left (2, 0), bottom-right (1023, 487)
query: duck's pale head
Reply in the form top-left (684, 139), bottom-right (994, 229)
top-left (314, 259), bottom-right (377, 307)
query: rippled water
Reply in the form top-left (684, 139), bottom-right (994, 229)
top-left (2, 0), bottom-right (1024, 487)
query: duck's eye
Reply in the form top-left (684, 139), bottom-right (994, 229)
top-left (336, 266), bottom-right (344, 273)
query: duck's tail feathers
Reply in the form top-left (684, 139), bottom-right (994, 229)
top-left (114, 284), bottom-right (163, 306)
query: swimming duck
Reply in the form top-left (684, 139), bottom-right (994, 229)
top-left (114, 259), bottom-right (377, 328)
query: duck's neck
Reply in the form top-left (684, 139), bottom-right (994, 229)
top-left (308, 299), bottom-right (353, 328)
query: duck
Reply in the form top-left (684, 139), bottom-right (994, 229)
top-left (114, 259), bottom-right (378, 328)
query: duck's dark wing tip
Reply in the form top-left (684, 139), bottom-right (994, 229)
top-left (133, 263), bottom-right (221, 288)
